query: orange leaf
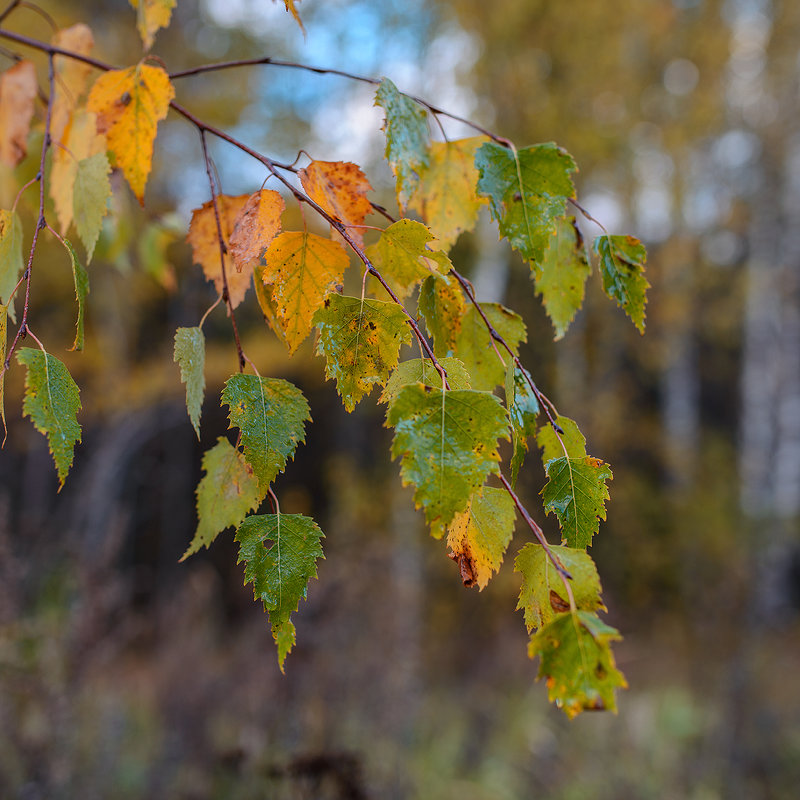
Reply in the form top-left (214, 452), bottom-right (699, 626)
top-left (262, 231), bottom-right (350, 353)
top-left (279, 0), bottom-right (305, 33)
top-left (51, 24), bottom-right (94, 144)
top-left (298, 160), bottom-right (372, 248)
top-left (229, 189), bottom-right (285, 272)
top-left (187, 194), bottom-right (252, 309)
top-left (87, 63), bottom-right (174, 204)
top-left (0, 61), bottom-right (38, 167)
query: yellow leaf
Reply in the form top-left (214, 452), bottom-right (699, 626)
top-left (408, 136), bottom-right (489, 251)
top-left (279, 0), bottom-right (305, 33)
top-left (50, 108), bottom-right (106, 235)
top-left (298, 160), bottom-right (372, 248)
top-left (51, 24), bottom-right (94, 144)
top-left (187, 194), bottom-right (252, 309)
top-left (262, 231), bottom-right (350, 353)
top-left (0, 61), bottom-right (38, 167)
top-left (229, 189), bottom-right (285, 272)
top-left (129, 0), bottom-right (177, 51)
top-left (87, 63), bottom-right (174, 203)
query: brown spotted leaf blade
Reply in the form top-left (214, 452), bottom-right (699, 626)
top-left (51, 24), bottom-right (95, 144)
top-left (529, 610), bottom-right (627, 718)
top-left (314, 294), bottom-right (412, 411)
top-left (593, 234), bottom-right (649, 333)
top-left (183, 437), bottom-right (262, 560)
top-left (299, 161), bottom-right (372, 248)
top-left (129, 0), bottom-right (177, 51)
top-left (0, 61), bottom-right (37, 167)
top-left (409, 136), bottom-right (488, 250)
top-left (187, 194), bottom-right (251, 309)
top-left (446, 486), bottom-right (515, 590)
top-left (515, 543), bottom-right (604, 632)
top-left (229, 189), bottom-right (284, 273)
top-left (236, 513), bottom-right (324, 670)
top-left (418, 273), bottom-right (467, 357)
top-left (387, 385), bottom-right (509, 538)
top-left (262, 231), bottom-right (350, 354)
top-left (87, 62), bottom-right (174, 203)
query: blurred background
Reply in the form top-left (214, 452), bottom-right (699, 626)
top-left (1, 0), bottom-right (799, 797)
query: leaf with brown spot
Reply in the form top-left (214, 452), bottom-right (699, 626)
top-left (229, 189), bottom-right (285, 272)
top-left (299, 161), bottom-right (372, 248)
top-left (446, 486), bottom-right (515, 590)
top-left (51, 24), bottom-right (95, 144)
top-left (262, 231), bottom-right (350, 354)
top-left (87, 62), bottom-right (174, 203)
top-left (187, 194), bottom-right (252, 309)
top-left (0, 61), bottom-right (38, 167)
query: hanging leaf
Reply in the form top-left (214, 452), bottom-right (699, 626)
top-left (173, 326), bottom-right (205, 439)
top-left (277, 0), bottom-right (305, 33)
top-left (375, 78), bottom-right (429, 209)
top-left (0, 209), bottom-right (23, 323)
top-left (87, 62), bottom-right (174, 203)
top-left (314, 294), bottom-right (411, 411)
top-left (61, 238), bottom-right (89, 352)
top-left (453, 302), bottom-right (526, 392)
top-left (187, 194), bottom-right (252, 309)
top-left (541, 455), bottom-right (613, 549)
top-left (298, 160), bottom-right (372, 248)
top-left (536, 414), bottom-right (586, 463)
top-left (229, 189), bottom-right (285, 273)
top-left (515, 543), bottom-right (605, 632)
top-left (253, 263), bottom-right (291, 349)
top-left (16, 348), bottom-right (82, 488)
top-left (528, 610), bottom-right (627, 718)
top-left (446, 485), bottom-right (516, 589)
top-left (409, 136), bottom-right (488, 250)
top-left (418, 273), bottom-right (467, 357)
top-left (365, 219), bottom-right (440, 300)
top-left (183, 438), bottom-right (262, 560)
top-left (236, 513), bottom-right (324, 670)
top-left (387, 385), bottom-right (509, 537)
top-left (129, 0), bottom-right (177, 51)
top-left (475, 141), bottom-right (576, 267)
top-left (262, 231), bottom-right (350, 354)
top-left (593, 234), bottom-right (649, 333)
top-left (537, 216), bottom-right (590, 339)
top-left (505, 363), bottom-right (539, 485)
top-left (379, 356), bottom-right (471, 405)
top-left (50, 108), bottom-right (106, 236)
top-left (73, 152), bottom-right (112, 264)
top-left (0, 60), bottom-right (37, 167)
top-left (221, 374), bottom-right (311, 492)
top-left (51, 24), bottom-right (95, 143)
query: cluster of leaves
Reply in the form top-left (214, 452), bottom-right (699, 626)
top-left (0, 0), bottom-right (646, 716)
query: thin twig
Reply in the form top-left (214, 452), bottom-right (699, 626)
top-left (0, 0), bottom-right (21, 25)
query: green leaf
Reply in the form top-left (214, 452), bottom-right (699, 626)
top-left (183, 437), bottom-right (262, 560)
top-left (537, 216), bottom-right (590, 339)
top-left (236, 513), bottom-right (325, 671)
top-left (221, 375), bottom-right (311, 492)
top-left (61, 238), bottom-right (89, 352)
top-left (365, 218), bottom-right (439, 300)
top-left (476, 141), bottom-right (576, 267)
top-left (453, 302), bottom-right (526, 391)
top-left (174, 326), bottom-right (205, 439)
top-left (418, 273), bottom-right (466, 357)
top-left (515, 543), bottom-right (605, 632)
top-left (16, 347), bottom-right (81, 487)
top-left (0, 209), bottom-right (23, 323)
top-left (314, 294), bottom-right (412, 411)
top-left (505, 363), bottom-right (539, 485)
top-left (446, 485), bottom-right (516, 590)
top-left (387, 385), bottom-right (509, 537)
top-left (593, 234), bottom-right (649, 333)
top-left (73, 151), bottom-right (111, 264)
top-left (379, 356), bottom-right (471, 405)
top-left (528, 610), bottom-right (627, 718)
top-left (541, 456), bottom-right (613, 549)
top-left (536, 415), bottom-right (586, 463)
top-left (375, 78), bottom-right (429, 209)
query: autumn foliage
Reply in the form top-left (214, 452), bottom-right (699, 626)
top-left (0, 0), bottom-right (649, 717)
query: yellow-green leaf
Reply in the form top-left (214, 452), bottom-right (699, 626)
top-left (379, 356), bottom-right (471, 405)
top-left (418, 273), bottom-right (467, 357)
top-left (0, 209), bottom-right (23, 323)
top-left (174, 326), bottom-right (205, 439)
top-left (74, 151), bottom-right (111, 264)
top-left (61, 238), bottom-right (89, 352)
top-left (129, 0), bottom-right (177, 51)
